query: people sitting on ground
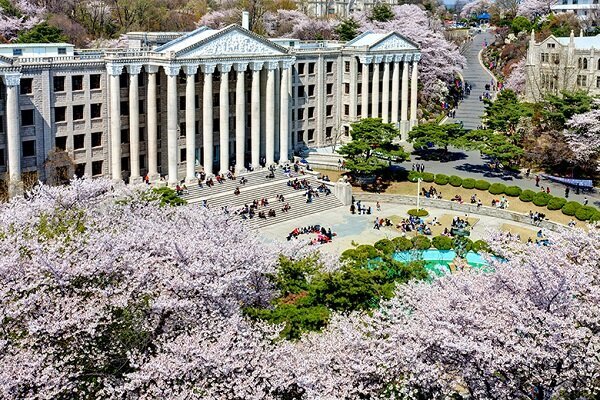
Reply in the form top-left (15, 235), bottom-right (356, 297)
top-left (258, 211), bottom-right (266, 219)
top-left (234, 187), bottom-right (240, 196)
top-left (470, 194), bottom-right (477, 204)
top-left (451, 194), bottom-right (463, 203)
top-left (175, 184), bottom-right (183, 196)
top-left (282, 203), bottom-right (291, 212)
top-left (268, 209), bottom-right (276, 217)
top-left (266, 170), bottom-right (275, 179)
top-left (239, 176), bottom-right (247, 185)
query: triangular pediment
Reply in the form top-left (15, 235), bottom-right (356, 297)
top-left (160, 25), bottom-right (289, 58)
top-left (370, 32), bottom-right (419, 51)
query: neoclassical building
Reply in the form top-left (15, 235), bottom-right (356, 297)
top-left (0, 22), bottom-right (420, 190)
top-left (525, 30), bottom-right (600, 101)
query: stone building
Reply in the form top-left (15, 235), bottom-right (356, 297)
top-left (0, 22), bottom-right (420, 192)
top-left (525, 30), bottom-right (600, 101)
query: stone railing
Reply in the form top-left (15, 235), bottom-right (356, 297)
top-left (355, 193), bottom-right (566, 232)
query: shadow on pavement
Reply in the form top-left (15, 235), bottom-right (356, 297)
top-left (411, 148), bottom-right (468, 162)
top-left (454, 163), bottom-right (523, 181)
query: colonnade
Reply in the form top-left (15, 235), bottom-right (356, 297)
top-left (358, 54), bottom-right (419, 136)
top-left (107, 60), bottom-right (293, 184)
top-left (1, 73), bottom-right (23, 194)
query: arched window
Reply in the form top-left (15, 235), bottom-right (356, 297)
top-left (597, 58), bottom-right (600, 70)
top-left (583, 58), bottom-right (588, 69)
top-left (578, 57), bottom-right (582, 68)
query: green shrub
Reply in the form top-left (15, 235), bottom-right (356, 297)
top-left (471, 240), bottom-right (491, 253)
top-left (354, 245), bottom-right (379, 259)
top-left (392, 236), bottom-right (413, 251)
top-left (575, 206), bottom-right (597, 221)
top-left (546, 197), bottom-right (567, 210)
top-left (340, 249), bottom-right (357, 261)
top-left (374, 239), bottom-right (395, 255)
top-left (422, 172), bottom-right (435, 182)
top-left (461, 178), bottom-right (476, 189)
top-left (407, 208), bottom-right (429, 217)
top-left (590, 212), bottom-right (600, 223)
top-left (434, 174), bottom-right (449, 185)
top-left (488, 183), bottom-right (507, 195)
top-left (408, 171), bottom-right (422, 182)
top-left (532, 192), bottom-right (552, 207)
top-left (411, 235), bottom-right (431, 250)
top-left (519, 189), bottom-right (536, 202)
top-left (504, 186), bottom-right (522, 197)
top-left (561, 201), bottom-right (582, 216)
top-left (452, 237), bottom-right (473, 252)
top-left (475, 180), bottom-right (491, 190)
top-left (151, 187), bottom-right (187, 206)
top-left (432, 235), bottom-right (453, 250)
top-left (449, 175), bottom-right (463, 187)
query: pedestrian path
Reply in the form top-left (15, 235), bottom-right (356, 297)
top-left (445, 31), bottom-right (497, 130)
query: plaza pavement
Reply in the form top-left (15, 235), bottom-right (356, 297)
top-left (259, 201), bottom-right (541, 255)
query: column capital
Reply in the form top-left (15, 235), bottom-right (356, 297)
top-left (412, 53), bottom-right (421, 63)
top-left (1, 73), bottom-right (21, 87)
top-left (201, 63), bottom-right (217, 74)
top-left (265, 61), bottom-right (279, 71)
top-left (164, 64), bottom-right (180, 77)
top-left (384, 54), bottom-right (395, 63)
top-left (393, 54), bottom-right (403, 63)
top-left (183, 64), bottom-right (199, 75)
top-left (234, 62), bottom-right (248, 72)
top-left (281, 59), bottom-right (294, 69)
top-left (106, 63), bottom-right (123, 76)
top-left (127, 64), bottom-right (143, 75)
top-left (373, 55), bottom-right (384, 64)
top-left (358, 55), bottom-right (373, 64)
top-left (249, 61), bottom-right (263, 71)
top-left (146, 65), bottom-right (160, 74)
top-left (218, 63), bottom-right (233, 73)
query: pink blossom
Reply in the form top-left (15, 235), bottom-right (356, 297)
top-left (565, 100), bottom-right (600, 167)
top-left (517, 0), bottom-right (557, 19)
top-left (459, 0), bottom-right (492, 18)
top-left (504, 57), bottom-right (526, 94)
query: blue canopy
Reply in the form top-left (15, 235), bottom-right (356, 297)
top-left (478, 12), bottom-right (490, 20)
top-left (542, 174), bottom-right (593, 188)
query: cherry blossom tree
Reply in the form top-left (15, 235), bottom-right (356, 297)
top-left (353, 5), bottom-right (466, 103)
top-left (459, 0), bottom-right (492, 18)
top-left (504, 57), bottom-right (526, 94)
top-left (564, 100), bottom-right (600, 168)
top-left (517, 0), bottom-right (557, 19)
top-left (198, 8), bottom-right (242, 29)
top-left (0, 0), bottom-right (45, 40)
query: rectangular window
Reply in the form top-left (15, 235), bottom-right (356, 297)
top-left (308, 85), bottom-right (315, 96)
top-left (21, 109), bottom-right (34, 126)
top-left (326, 61), bottom-right (334, 73)
top-left (298, 63), bottom-right (305, 75)
top-left (73, 105), bottom-right (84, 120)
top-left (541, 53), bottom-right (549, 63)
top-left (326, 83), bottom-right (333, 95)
top-left (577, 75), bottom-right (587, 86)
top-left (53, 76), bottom-right (65, 92)
top-left (344, 126), bottom-right (350, 136)
top-left (344, 83), bottom-right (350, 94)
top-left (308, 129), bottom-right (314, 141)
top-left (55, 136), bottom-right (67, 150)
top-left (13, 49), bottom-right (22, 56)
top-left (0, 148), bottom-right (4, 166)
top-left (357, 105), bottom-right (362, 115)
top-left (58, 47), bottom-right (66, 55)
top-left (72, 75), bottom-right (83, 91)
top-left (344, 61), bottom-right (350, 72)
top-left (551, 53), bottom-right (560, 64)
top-left (92, 160), bottom-right (103, 176)
top-left (180, 123), bottom-right (186, 136)
top-left (298, 108), bottom-right (305, 119)
top-left (75, 163), bottom-right (86, 178)
top-left (298, 86), bottom-right (305, 97)
top-left (596, 76), bottom-right (600, 88)
top-left (73, 134), bottom-right (85, 150)
top-left (308, 107), bottom-right (315, 119)
top-left (297, 130), bottom-right (304, 142)
top-left (0, 116), bottom-right (3, 133)
top-left (120, 101), bottom-right (129, 116)
top-left (121, 129), bottom-right (129, 144)
top-left (326, 127), bottom-right (332, 138)
top-left (138, 100), bottom-right (144, 112)
top-left (89, 103), bottom-right (101, 119)
top-left (139, 127), bottom-right (145, 141)
top-left (20, 78), bottom-right (33, 95)
top-left (22, 140), bottom-right (35, 157)
top-left (119, 74), bottom-right (128, 88)
top-left (344, 104), bottom-right (350, 115)
top-left (326, 105), bottom-right (333, 116)
top-left (90, 74), bottom-right (101, 89)
top-left (180, 96), bottom-right (186, 110)
top-left (92, 131), bottom-right (102, 147)
top-left (195, 95), bottom-right (199, 109)
top-left (213, 94), bottom-right (220, 106)
top-left (547, 43), bottom-right (556, 48)
top-left (308, 63), bottom-right (315, 74)
top-left (55, 106), bottom-right (66, 122)
top-left (180, 148), bottom-right (186, 162)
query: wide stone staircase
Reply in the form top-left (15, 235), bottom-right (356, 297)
top-left (180, 169), bottom-right (344, 229)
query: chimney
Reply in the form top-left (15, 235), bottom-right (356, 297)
top-left (242, 11), bottom-right (250, 30)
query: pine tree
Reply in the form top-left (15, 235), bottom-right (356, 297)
top-left (335, 18), bottom-right (360, 41)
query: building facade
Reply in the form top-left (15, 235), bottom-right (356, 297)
top-left (551, 0), bottom-right (600, 23)
top-left (0, 24), bottom-right (420, 191)
top-left (525, 30), bottom-right (600, 101)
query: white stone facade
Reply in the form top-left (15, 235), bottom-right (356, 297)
top-left (525, 30), bottom-right (600, 101)
top-left (0, 25), bottom-right (420, 189)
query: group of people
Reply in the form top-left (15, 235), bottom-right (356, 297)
top-left (373, 217), bottom-right (394, 230)
top-left (529, 210), bottom-right (546, 225)
top-left (286, 225), bottom-right (335, 244)
top-left (491, 196), bottom-right (510, 209)
top-left (396, 215), bottom-right (432, 235)
top-left (350, 200), bottom-right (372, 215)
top-left (412, 163), bottom-right (426, 173)
top-left (422, 186), bottom-right (442, 199)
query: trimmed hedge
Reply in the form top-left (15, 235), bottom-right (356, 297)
top-left (461, 178), bottom-right (476, 189)
top-left (408, 171), bottom-right (422, 182)
top-left (422, 172), bottom-right (435, 182)
top-left (475, 180), bottom-right (491, 190)
top-left (590, 212), bottom-right (600, 223)
top-left (432, 235), bottom-right (453, 250)
top-left (411, 235), bottom-right (432, 250)
top-left (561, 201), bottom-right (582, 216)
top-left (488, 183), bottom-right (507, 195)
top-left (453, 237), bottom-right (473, 252)
top-left (504, 186), bottom-right (522, 197)
top-left (434, 174), bottom-right (449, 185)
top-left (392, 236), bottom-right (413, 251)
top-left (449, 175), bottom-right (463, 187)
top-left (471, 240), bottom-right (491, 253)
top-left (374, 238), bottom-right (395, 255)
top-left (547, 197), bottom-right (567, 211)
top-left (354, 245), bottom-right (379, 259)
top-left (408, 208), bottom-right (429, 217)
top-left (575, 206), bottom-right (597, 221)
top-left (519, 189), bottom-right (536, 202)
top-left (532, 192), bottom-right (552, 207)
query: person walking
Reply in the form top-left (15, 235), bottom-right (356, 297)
top-left (376, 201), bottom-right (381, 212)
top-left (584, 196), bottom-right (589, 205)
top-left (535, 175), bottom-right (540, 187)
top-left (565, 187), bottom-right (570, 198)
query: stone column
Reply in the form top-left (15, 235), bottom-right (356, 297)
top-left (371, 59), bottom-right (380, 118)
top-left (202, 63), bottom-right (216, 175)
top-left (391, 59), bottom-right (400, 126)
top-left (234, 63), bottom-right (247, 173)
top-left (146, 66), bottom-right (159, 182)
top-left (219, 63), bottom-right (232, 173)
top-left (349, 57), bottom-right (358, 120)
top-left (107, 64), bottom-right (123, 181)
top-left (265, 61), bottom-right (277, 166)
top-left (128, 65), bottom-right (142, 183)
top-left (2, 73), bottom-right (21, 195)
top-left (410, 59), bottom-right (419, 129)
top-left (361, 59), bottom-right (370, 119)
top-left (184, 65), bottom-right (198, 182)
top-left (165, 65), bottom-right (180, 185)
top-left (279, 63), bottom-right (291, 164)
top-left (250, 62), bottom-right (262, 169)
top-left (400, 59), bottom-right (409, 137)
top-left (381, 60), bottom-right (390, 123)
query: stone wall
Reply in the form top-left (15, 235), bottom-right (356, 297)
top-left (355, 193), bottom-right (566, 232)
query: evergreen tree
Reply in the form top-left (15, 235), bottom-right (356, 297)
top-left (335, 18), bottom-right (360, 41)
top-left (370, 3), bottom-right (395, 22)
top-left (16, 22), bottom-right (68, 44)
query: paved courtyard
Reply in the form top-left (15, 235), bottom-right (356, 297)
top-left (260, 201), bottom-right (541, 255)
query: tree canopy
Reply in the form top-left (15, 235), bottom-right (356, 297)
top-left (408, 122), bottom-right (468, 152)
top-left (483, 90), bottom-right (534, 134)
top-left (458, 129), bottom-right (525, 165)
top-left (337, 118), bottom-right (409, 174)
top-left (16, 22), bottom-right (68, 43)
top-left (335, 18), bottom-right (360, 41)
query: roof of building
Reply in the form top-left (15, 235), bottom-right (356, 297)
top-left (346, 31), bottom-right (419, 51)
top-left (0, 43), bottom-right (73, 48)
top-left (556, 35), bottom-right (600, 49)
